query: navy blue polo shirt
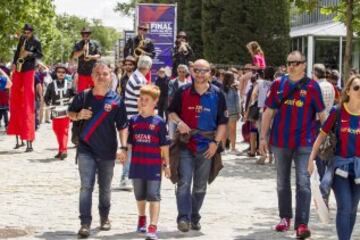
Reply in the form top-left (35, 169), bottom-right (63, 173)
top-left (167, 83), bottom-right (228, 152)
top-left (68, 90), bottom-right (128, 160)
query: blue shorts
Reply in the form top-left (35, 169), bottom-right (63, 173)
top-left (132, 179), bottom-right (161, 202)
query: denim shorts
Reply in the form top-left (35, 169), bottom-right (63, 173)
top-left (132, 179), bottom-right (161, 202)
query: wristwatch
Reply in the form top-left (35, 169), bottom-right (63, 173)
top-left (211, 140), bottom-right (220, 146)
top-left (120, 146), bottom-right (128, 151)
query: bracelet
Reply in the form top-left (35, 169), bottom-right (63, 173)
top-left (211, 140), bottom-right (220, 146)
top-left (120, 146), bottom-right (128, 151)
top-left (163, 163), bottom-right (170, 168)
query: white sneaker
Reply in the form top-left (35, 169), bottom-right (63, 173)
top-left (119, 179), bottom-right (133, 191)
top-left (228, 149), bottom-right (242, 155)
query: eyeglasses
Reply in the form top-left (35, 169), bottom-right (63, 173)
top-left (286, 61), bottom-right (305, 67)
top-left (353, 85), bottom-right (360, 91)
top-left (193, 68), bottom-right (210, 74)
top-left (177, 36), bottom-right (186, 39)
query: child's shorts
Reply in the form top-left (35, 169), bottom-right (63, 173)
top-left (132, 179), bottom-right (161, 202)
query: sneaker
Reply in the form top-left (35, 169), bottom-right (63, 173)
top-left (256, 156), bottom-right (266, 165)
top-left (191, 222), bottom-right (201, 231)
top-left (119, 179), bottom-right (133, 191)
top-left (137, 216), bottom-right (147, 233)
top-left (296, 224), bottom-right (311, 239)
top-left (275, 218), bottom-right (290, 232)
top-left (228, 149), bottom-right (241, 155)
top-left (177, 220), bottom-right (190, 232)
top-left (100, 218), bottom-right (111, 231)
top-left (77, 224), bottom-right (90, 238)
top-left (25, 147), bottom-right (33, 152)
top-left (54, 152), bottom-right (61, 159)
top-left (145, 225), bottom-right (158, 240)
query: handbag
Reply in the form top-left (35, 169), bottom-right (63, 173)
top-left (248, 101), bottom-right (260, 121)
top-left (71, 89), bottom-right (91, 146)
top-left (318, 105), bottom-right (341, 161)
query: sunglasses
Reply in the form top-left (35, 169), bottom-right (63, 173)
top-left (193, 68), bottom-right (210, 74)
top-left (177, 36), bottom-right (186, 39)
top-left (23, 31), bottom-right (32, 35)
top-left (353, 85), bottom-right (360, 91)
top-left (138, 27), bottom-right (148, 31)
top-left (286, 61), bottom-right (305, 67)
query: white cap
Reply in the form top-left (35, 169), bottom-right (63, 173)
top-left (137, 55), bottom-right (152, 69)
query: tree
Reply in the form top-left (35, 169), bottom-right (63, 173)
top-left (290, 0), bottom-right (360, 82)
top-left (183, 0), bottom-right (203, 59)
top-left (0, 0), bottom-right (59, 63)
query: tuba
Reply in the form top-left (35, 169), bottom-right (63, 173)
top-left (16, 38), bottom-right (27, 72)
top-left (134, 35), bottom-right (146, 58)
top-left (83, 40), bottom-right (91, 61)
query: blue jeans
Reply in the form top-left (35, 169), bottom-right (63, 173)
top-left (78, 152), bottom-right (115, 225)
top-left (272, 146), bottom-right (312, 229)
top-left (333, 169), bottom-right (360, 240)
top-left (132, 179), bottom-right (161, 201)
top-left (120, 151), bottom-right (131, 181)
top-left (176, 147), bottom-right (212, 224)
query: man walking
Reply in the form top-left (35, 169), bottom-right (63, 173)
top-left (168, 59), bottom-right (228, 232)
top-left (68, 62), bottom-right (128, 238)
top-left (260, 51), bottom-right (327, 239)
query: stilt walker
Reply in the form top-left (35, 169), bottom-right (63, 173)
top-left (44, 64), bottom-right (74, 160)
top-left (7, 24), bottom-right (42, 152)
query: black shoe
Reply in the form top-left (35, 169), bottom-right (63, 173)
top-left (78, 224), bottom-right (90, 238)
top-left (177, 221), bottom-right (190, 232)
top-left (14, 142), bottom-right (25, 149)
top-left (100, 218), bottom-right (111, 231)
top-left (59, 153), bottom-right (68, 160)
top-left (25, 147), bottom-right (33, 152)
top-left (191, 222), bottom-right (201, 231)
top-left (54, 153), bottom-right (61, 159)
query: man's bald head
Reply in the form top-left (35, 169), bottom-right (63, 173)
top-left (194, 59), bottom-right (210, 68)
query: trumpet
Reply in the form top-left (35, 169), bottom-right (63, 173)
top-left (83, 40), bottom-right (91, 61)
top-left (179, 41), bottom-right (189, 55)
top-left (16, 38), bottom-right (27, 72)
top-left (134, 35), bottom-right (146, 58)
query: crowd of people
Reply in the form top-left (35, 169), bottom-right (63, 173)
top-left (1, 22), bottom-right (360, 240)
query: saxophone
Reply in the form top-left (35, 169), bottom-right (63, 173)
top-left (83, 40), bottom-right (91, 61)
top-left (179, 41), bottom-right (189, 55)
top-left (16, 38), bottom-right (27, 72)
top-left (134, 35), bottom-right (146, 58)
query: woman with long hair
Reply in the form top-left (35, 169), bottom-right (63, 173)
top-left (246, 41), bottom-right (266, 70)
top-left (308, 75), bottom-right (360, 240)
top-left (223, 71), bottom-right (241, 154)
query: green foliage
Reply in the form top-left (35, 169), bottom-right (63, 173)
top-left (183, 0), bottom-right (203, 59)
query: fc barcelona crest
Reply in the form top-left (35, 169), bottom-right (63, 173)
top-left (149, 124), bottom-right (155, 130)
top-left (300, 90), bottom-right (307, 97)
top-left (104, 104), bottom-right (112, 112)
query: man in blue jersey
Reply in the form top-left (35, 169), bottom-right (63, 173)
top-left (68, 62), bottom-right (128, 239)
top-left (260, 51), bottom-right (327, 239)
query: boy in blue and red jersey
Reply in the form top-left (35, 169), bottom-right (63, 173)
top-left (260, 51), bottom-right (327, 239)
top-left (168, 59), bottom-right (228, 233)
top-left (127, 84), bottom-right (171, 240)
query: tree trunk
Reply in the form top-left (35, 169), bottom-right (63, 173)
top-left (343, 0), bottom-right (353, 84)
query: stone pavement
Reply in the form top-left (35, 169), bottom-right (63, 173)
top-left (0, 124), bottom-right (359, 240)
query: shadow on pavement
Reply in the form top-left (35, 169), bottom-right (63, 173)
top-left (219, 156), bottom-right (276, 180)
top-left (36, 230), bottom-right (203, 240)
top-left (28, 158), bottom-right (59, 163)
top-left (0, 150), bottom-right (24, 155)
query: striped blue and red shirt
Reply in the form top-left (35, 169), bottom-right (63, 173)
top-left (0, 76), bottom-right (7, 90)
top-left (265, 75), bottom-right (325, 148)
top-left (168, 83), bottom-right (228, 152)
top-left (68, 90), bottom-right (128, 160)
top-left (321, 104), bottom-right (360, 158)
top-left (128, 115), bottom-right (170, 181)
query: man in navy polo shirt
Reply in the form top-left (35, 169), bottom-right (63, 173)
top-left (168, 59), bottom-right (228, 232)
top-left (68, 62), bottom-right (128, 239)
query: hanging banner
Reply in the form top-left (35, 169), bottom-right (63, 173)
top-left (124, 30), bottom-right (135, 45)
top-left (136, 3), bottom-right (177, 79)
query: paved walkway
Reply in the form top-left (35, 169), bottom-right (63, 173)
top-left (0, 124), bottom-right (359, 240)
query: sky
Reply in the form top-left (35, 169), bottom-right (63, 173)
top-left (53, 0), bottom-right (134, 31)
